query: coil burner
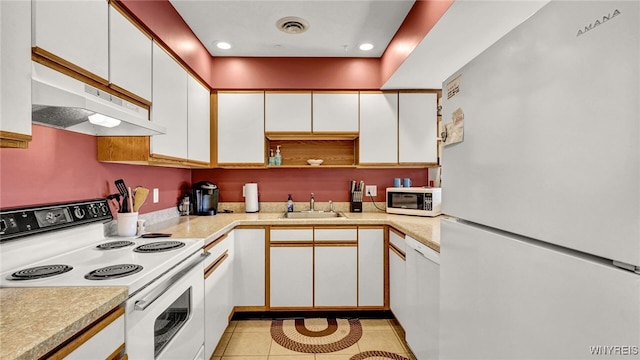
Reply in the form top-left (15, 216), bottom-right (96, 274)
top-left (84, 264), bottom-right (143, 280)
top-left (7, 264), bottom-right (73, 280)
top-left (134, 241), bottom-right (186, 253)
top-left (96, 240), bottom-right (135, 250)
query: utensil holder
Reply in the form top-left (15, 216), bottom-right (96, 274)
top-left (117, 212), bottom-right (139, 237)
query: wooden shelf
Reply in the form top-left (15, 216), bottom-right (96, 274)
top-left (266, 165), bottom-right (357, 169)
top-left (265, 132), bottom-right (358, 141)
top-left (266, 138), bottom-right (357, 167)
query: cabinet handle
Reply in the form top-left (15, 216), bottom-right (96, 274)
top-left (204, 251), bottom-right (229, 279)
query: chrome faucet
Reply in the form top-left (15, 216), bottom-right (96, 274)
top-left (310, 193), bottom-right (315, 212)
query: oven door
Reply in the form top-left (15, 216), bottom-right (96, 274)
top-left (126, 251), bottom-right (208, 360)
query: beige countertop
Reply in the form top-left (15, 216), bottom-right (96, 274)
top-left (0, 287), bottom-right (128, 360)
top-left (147, 211), bottom-right (443, 252)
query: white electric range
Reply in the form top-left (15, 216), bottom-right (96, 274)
top-left (0, 199), bottom-right (208, 360)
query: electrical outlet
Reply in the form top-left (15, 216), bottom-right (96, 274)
top-left (153, 188), bottom-right (159, 203)
top-left (365, 185), bottom-right (377, 196)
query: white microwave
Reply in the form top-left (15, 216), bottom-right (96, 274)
top-left (386, 187), bottom-right (442, 217)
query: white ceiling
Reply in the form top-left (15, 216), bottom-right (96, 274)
top-left (169, 0), bottom-right (416, 57)
top-left (169, 0), bottom-right (550, 89)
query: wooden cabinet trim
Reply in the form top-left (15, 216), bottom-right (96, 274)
top-left (33, 49), bottom-right (150, 110)
top-left (314, 241), bottom-right (358, 247)
top-left (44, 306), bottom-right (125, 360)
top-left (0, 131), bottom-right (31, 149)
top-left (108, 83), bottom-right (152, 107)
top-left (204, 232), bottom-right (229, 251)
top-left (313, 225), bottom-right (358, 230)
top-left (389, 243), bottom-right (406, 261)
top-left (107, 343), bottom-right (126, 360)
top-left (204, 251), bottom-right (229, 279)
top-left (270, 226), bottom-right (314, 231)
top-left (389, 227), bottom-right (406, 239)
top-left (270, 241), bottom-right (313, 247)
top-left (32, 46), bottom-right (109, 86)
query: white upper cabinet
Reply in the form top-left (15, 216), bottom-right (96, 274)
top-left (1, 0), bottom-right (32, 145)
top-left (265, 92), bottom-right (311, 132)
top-left (109, 5), bottom-right (152, 101)
top-left (187, 75), bottom-right (211, 164)
top-left (398, 92), bottom-right (439, 163)
top-left (32, 0), bottom-right (109, 80)
top-left (151, 42), bottom-right (188, 160)
top-left (312, 92), bottom-right (359, 133)
top-left (217, 92), bottom-right (265, 164)
top-left (359, 92), bottom-right (399, 164)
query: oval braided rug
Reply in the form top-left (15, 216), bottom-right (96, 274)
top-left (270, 318), bottom-right (362, 353)
top-left (350, 350), bottom-right (410, 360)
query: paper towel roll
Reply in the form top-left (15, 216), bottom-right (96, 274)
top-left (243, 183), bottom-right (259, 213)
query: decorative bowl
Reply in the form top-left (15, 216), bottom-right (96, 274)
top-left (307, 159), bottom-right (324, 166)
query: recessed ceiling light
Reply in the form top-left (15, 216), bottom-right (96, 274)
top-left (216, 42), bottom-right (231, 50)
top-left (359, 43), bottom-right (374, 51)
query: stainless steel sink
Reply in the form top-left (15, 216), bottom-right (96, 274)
top-left (282, 211), bottom-right (343, 219)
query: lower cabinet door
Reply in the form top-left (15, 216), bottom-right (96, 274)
top-left (234, 229), bottom-right (266, 307)
top-left (314, 246), bottom-right (358, 307)
top-left (205, 256), bottom-right (232, 359)
top-left (358, 228), bottom-right (385, 307)
top-left (389, 247), bottom-right (408, 327)
top-left (270, 246), bottom-right (313, 308)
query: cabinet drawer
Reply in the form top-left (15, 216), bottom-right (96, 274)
top-left (204, 232), bottom-right (233, 268)
top-left (314, 228), bottom-right (357, 242)
top-left (389, 227), bottom-right (406, 253)
top-left (270, 228), bottom-right (313, 242)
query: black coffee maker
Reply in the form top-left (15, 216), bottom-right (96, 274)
top-left (192, 181), bottom-right (219, 215)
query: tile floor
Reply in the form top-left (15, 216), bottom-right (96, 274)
top-left (211, 318), bottom-right (416, 360)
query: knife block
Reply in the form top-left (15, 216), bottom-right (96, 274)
top-left (350, 190), bottom-right (363, 212)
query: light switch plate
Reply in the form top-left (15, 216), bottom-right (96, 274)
top-left (365, 185), bottom-right (377, 196)
top-left (153, 188), bottom-right (159, 203)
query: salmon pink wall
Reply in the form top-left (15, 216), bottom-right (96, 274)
top-left (380, 0), bottom-right (454, 84)
top-left (210, 57), bottom-right (381, 90)
top-left (192, 168), bottom-right (429, 204)
top-left (0, 125), bottom-right (190, 214)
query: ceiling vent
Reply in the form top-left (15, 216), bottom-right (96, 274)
top-left (276, 17), bottom-right (309, 34)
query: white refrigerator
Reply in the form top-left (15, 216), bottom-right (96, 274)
top-left (439, 1), bottom-right (640, 359)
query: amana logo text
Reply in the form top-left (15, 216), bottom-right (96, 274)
top-left (577, 9), bottom-right (621, 37)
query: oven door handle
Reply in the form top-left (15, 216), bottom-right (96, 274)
top-left (134, 251), bottom-right (210, 311)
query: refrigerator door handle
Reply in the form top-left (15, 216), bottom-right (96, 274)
top-left (613, 260), bottom-right (640, 274)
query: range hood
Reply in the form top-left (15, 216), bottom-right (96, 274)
top-left (31, 62), bottom-right (166, 136)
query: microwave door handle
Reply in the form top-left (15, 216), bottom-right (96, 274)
top-left (134, 252), bottom-right (210, 311)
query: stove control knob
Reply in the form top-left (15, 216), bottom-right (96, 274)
top-left (88, 206), bottom-right (98, 217)
top-left (74, 207), bottom-right (86, 219)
